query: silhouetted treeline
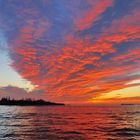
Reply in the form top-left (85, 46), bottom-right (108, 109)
top-left (0, 97), bottom-right (64, 106)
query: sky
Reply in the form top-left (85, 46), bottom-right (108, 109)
top-left (0, 0), bottom-right (140, 104)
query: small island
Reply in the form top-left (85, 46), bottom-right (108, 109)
top-left (0, 97), bottom-right (65, 106)
top-left (121, 103), bottom-right (135, 106)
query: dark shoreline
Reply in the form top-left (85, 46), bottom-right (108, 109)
top-left (0, 97), bottom-right (65, 106)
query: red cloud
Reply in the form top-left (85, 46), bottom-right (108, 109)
top-left (10, 2), bottom-right (140, 103)
top-left (75, 0), bottom-right (113, 30)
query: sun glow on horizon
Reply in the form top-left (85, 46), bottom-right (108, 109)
top-left (91, 85), bottom-right (140, 104)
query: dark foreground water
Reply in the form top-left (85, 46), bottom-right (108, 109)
top-left (0, 105), bottom-right (140, 140)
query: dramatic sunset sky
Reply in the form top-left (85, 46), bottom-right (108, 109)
top-left (0, 0), bottom-right (140, 104)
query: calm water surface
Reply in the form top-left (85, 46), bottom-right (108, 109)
top-left (0, 105), bottom-right (140, 140)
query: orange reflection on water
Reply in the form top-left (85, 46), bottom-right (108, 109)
top-left (0, 105), bottom-right (139, 140)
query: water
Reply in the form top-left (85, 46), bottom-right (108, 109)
top-left (0, 105), bottom-right (140, 140)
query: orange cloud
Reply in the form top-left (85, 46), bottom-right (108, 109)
top-left (91, 96), bottom-right (140, 104)
top-left (9, 1), bottom-right (140, 103)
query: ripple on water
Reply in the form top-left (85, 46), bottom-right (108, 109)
top-left (0, 106), bottom-right (140, 140)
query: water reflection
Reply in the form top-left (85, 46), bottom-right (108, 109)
top-left (0, 105), bottom-right (140, 140)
